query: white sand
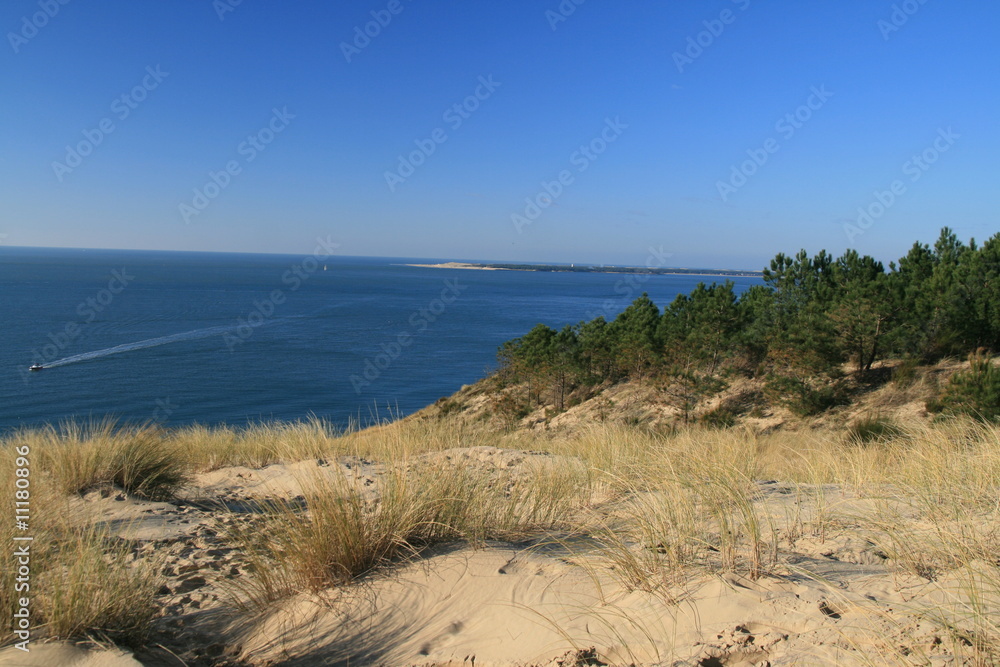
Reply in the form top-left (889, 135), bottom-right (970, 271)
top-left (17, 450), bottom-right (991, 666)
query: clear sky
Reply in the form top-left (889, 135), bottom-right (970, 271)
top-left (1, 0), bottom-right (996, 270)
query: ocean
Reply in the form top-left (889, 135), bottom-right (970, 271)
top-left (0, 247), bottom-right (762, 432)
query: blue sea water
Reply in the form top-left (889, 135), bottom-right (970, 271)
top-left (0, 247), bottom-right (762, 432)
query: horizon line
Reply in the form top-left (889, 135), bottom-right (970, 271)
top-left (0, 244), bottom-right (765, 274)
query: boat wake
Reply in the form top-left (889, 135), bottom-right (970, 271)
top-left (43, 325), bottom-right (239, 369)
top-left (36, 303), bottom-right (341, 370)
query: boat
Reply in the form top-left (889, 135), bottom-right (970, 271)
top-left (28, 364), bottom-right (44, 371)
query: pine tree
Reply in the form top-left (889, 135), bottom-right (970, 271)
top-left (829, 250), bottom-right (893, 372)
top-left (610, 293), bottom-right (661, 379)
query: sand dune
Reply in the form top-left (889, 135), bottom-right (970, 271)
top-left (231, 511), bottom-right (965, 666)
top-left (3, 441), bottom-right (990, 666)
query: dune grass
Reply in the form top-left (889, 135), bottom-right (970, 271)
top-left (564, 426), bottom-right (782, 598)
top-left (169, 416), bottom-right (342, 471)
top-left (226, 453), bottom-right (592, 608)
top-left (13, 420), bottom-right (188, 499)
top-left (3, 414), bottom-right (999, 661)
top-left (499, 418), bottom-right (1000, 664)
top-left (35, 522), bottom-right (163, 645)
top-left (0, 446), bottom-right (164, 647)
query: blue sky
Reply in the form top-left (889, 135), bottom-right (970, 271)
top-left (1, 0), bottom-right (996, 270)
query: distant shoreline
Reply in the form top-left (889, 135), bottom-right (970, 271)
top-left (404, 262), bottom-right (509, 271)
top-left (404, 261), bottom-right (763, 278)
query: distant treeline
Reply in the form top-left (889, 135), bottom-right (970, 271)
top-left (482, 263), bottom-right (762, 277)
top-left (495, 228), bottom-right (1000, 415)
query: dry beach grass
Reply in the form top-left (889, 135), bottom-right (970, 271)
top-left (1, 414), bottom-right (999, 665)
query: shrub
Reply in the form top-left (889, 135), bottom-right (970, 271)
top-left (847, 414), bottom-right (905, 444)
top-left (435, 396), bottom-right (464, 416)
top-left (699, 406), bottom-right (738, 429)
top-left (932, 351), bottom-right (1000, 422)
top-left (489, 391), bottom-right (531, 426)
top-left (765, 375), bottom-right (849, 417)
top-left (797, 385), bottom-right (849, 416)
